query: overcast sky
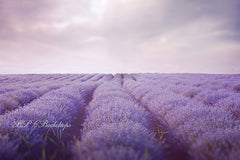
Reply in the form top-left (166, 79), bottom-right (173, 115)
top-left (0, 0), bottom-right (239, 74)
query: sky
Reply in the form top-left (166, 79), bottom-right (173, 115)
top-left (0, 0), bottom-right (240, 74)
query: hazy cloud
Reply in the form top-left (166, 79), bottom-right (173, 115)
top-left (0, 0), bottom-right (239, 73)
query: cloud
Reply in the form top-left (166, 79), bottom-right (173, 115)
top-left (0, 0), bottom-right (239, 73)
top-left (98, 0), bottom-right (240, 73)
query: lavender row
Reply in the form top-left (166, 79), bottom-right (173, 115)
top-left (0, 85), bottom-right (62, 115)
top-left (0, 74), bottom-right (77, 95)
top-left (72, 74), bottom-right (163, 160)
top-left (135, 74), bottom-right (240, 99)
top-left (0, 74), bottom-right (98, 95)
top-left (136, 73), bottom-right (240, 93)
top-left (123, 75), bottom-right (240, 160)
top-left (0, 75), bottom-right (80, 115)
top-left (0, 74), bottom-right (108, 115)
top-left (134, 74), bottom-right (240, 120)
top-left (0, 80), bottom-right (102, 159)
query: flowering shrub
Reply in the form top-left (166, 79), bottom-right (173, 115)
top-left (0, 73), bottom-right (239, 160)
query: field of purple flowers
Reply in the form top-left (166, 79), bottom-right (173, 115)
top-left (0, 73), bottom-right (240, 160)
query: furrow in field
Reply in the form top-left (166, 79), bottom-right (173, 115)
top-left (123, 74), bottom-right (240, 160)
top-left (0, 80), bottom-right (101, 160)
top-left (135, 74), bottom-right (240, 120)
top-left (0, 74), bottom-right (68, 95)
top-left (80, 74), bottom-right (96, 82)
top-left (72, 74), bottom-right (164, 160)
top-left (0, 74), bottom-right (97, 115)
top-left (123, 74), bottom-right (191, 160)
top-left (0, 85), bottom-right (63, 115)
top-left (63, 74), bottom-right (112, 144)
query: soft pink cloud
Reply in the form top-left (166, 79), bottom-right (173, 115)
top-left (0, 0), bottom-right (239, 73)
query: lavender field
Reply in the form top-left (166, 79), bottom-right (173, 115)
top-left (0, 73), bottom-right (240, 160)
